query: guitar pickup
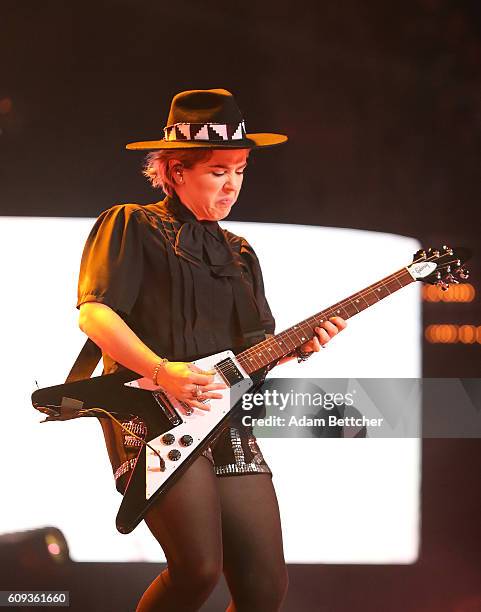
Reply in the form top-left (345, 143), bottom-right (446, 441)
top-left (152, 390), bottom-right (182, 426)
top-left (215, 358), bottom-right (244, 387)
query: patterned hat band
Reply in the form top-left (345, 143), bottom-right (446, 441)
top-left (164, 120), bottom-right (247, 142)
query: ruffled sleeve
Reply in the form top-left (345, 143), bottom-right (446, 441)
top-left (77, 204), bottom-right (144, 315)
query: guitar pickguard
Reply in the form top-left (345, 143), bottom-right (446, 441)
top-left (144, 350), bottom-right (252, 500)
top-left (116, 350), bottom-right (253, 533)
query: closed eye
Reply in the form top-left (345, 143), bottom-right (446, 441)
top-left (212, 168), bottom-right (246, 177)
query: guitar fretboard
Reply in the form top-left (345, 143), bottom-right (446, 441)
top-left (236, 267), bottom-right (414, 375)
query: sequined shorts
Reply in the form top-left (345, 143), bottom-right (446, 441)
top-left (200, 425), bottom-right (272, 476)
top-left (113, 420), bottom-right (271, 493)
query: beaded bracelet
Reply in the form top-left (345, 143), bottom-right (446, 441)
top-left (152, 358), bottom-right (169, 385)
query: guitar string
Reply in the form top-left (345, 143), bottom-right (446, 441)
top-left (249, 268), bottom-right (409, 363)
top-left (238, 267), bottom-right (411, 367)
top-left (141, 253), bottom-right (458, 378)
top-left (221, 249), bottom-right (458, 371)
top-left (239, 247), bottom-right (467, 368)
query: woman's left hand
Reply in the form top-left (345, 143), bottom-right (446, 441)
top-left (300, 316), bottom-right (347, 354)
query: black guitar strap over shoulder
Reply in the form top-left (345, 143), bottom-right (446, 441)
top-left (230, 275), bottom-right (266, 346)
top-left (65, 337), bottom-right (102, 383)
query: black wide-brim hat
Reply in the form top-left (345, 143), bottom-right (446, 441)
top-left (126, 88), bottom-right (288, 150)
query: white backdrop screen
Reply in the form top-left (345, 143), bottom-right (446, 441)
top-left (0, 217), bottom-right (421, 563)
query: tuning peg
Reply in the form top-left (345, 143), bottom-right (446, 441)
top-left (413, 249), bottom-right (427, 261)
top-left (458, 268), bottom-right (470, 280)
top-left (436, 281), bottom-right (450, 291)
top-left (446, 274), bottom-right (459, 284)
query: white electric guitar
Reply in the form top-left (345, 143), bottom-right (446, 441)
top-left (32, 246), bottom-right (470, 533)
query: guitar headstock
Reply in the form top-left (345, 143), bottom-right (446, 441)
top-left (407, 245), bottom-right (471, 290)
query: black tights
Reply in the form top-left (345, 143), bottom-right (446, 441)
top-left (136, 455), bottom-right (288, 612)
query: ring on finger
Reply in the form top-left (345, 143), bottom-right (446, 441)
top-left (193, 384), bottom-right (202, 399)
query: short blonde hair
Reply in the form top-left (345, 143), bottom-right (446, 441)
top-left (143, 149), bottom-right (213, 196)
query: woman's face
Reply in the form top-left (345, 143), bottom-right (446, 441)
top-left (174, 148), bottom-right (249, 221)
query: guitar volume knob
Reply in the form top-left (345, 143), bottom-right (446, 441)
top-left (162, 433), bottom-right (175, 445)
top-left (180, 435), bottom-right (193, 446)
top-left (168, 449), bottom-right (181, 461)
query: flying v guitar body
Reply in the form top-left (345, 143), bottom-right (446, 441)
top-left (117, 351), bottom-right (253, 533)
top-left (32, 350), bottom-right (254, 534)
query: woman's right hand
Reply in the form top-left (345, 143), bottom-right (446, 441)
top-left (78, 303), bottom-right (226, 411)
top-left (156, 361), bottom-right (227, 411)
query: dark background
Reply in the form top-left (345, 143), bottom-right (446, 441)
top-left (1, 1), bottom-right (480, 610)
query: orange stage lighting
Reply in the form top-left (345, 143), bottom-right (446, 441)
top-left (423, 284), bottom-right (476, 302)
top-left (425, 324), bottom-right (481, 344)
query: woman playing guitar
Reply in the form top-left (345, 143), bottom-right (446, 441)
top-left (77, 89), bottom-right (346, 611)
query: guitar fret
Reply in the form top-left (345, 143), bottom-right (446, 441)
top-left (262, 341), bottom-right (283, 363)
top-left (292, 323), bottom-right (311, 344)
top-left (271, 340), bottom-right (284, 359)
top-left (342, 300), bottom-right (360, 317)
top-left (329, 303), bottom-right (349, 319)
top-left (252, 353), bottom-right (263, 369)
top-left (361, 292), bottom-right (377, 307)
top-left (299, 324), bottom-right (313, 341)
top-left (243, 352), bottom-right (262, 369)
top-left (346, 299), bottom-right (360, 315)
top-left (238, 268), bottom-right (415, 375)
top-left (359, 292), bottom-right (371, 308)
top-left (287, 326), bottom-right (303, 345)
top-left (278, 333), bottom-right (296, 351)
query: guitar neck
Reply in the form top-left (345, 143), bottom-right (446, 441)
top-left (236, 266), bottom-right (415, 375)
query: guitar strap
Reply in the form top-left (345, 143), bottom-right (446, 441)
top-left (230, 270), bottom-right (267, 346)
top-left (67, 221), bottom-right (265, 382)
top-left (65, 337), bottom-right (102, 383)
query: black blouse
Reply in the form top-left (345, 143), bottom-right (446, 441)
top-left (77, 195), bottom-right (276, 371)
